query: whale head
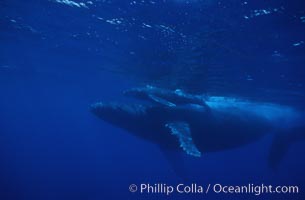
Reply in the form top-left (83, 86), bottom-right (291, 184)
top-left (90, 102), bottom-right (149, 132)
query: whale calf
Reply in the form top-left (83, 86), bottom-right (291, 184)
top-left (123, 85), bottom-right (205, 107)
top-left (91, 87), bottom-right (305, 169)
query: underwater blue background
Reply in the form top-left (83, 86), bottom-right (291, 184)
top-left (1, 0), bottom-right (305, 199)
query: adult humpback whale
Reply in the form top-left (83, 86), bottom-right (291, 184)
top-left (91, 86), bottom-right (305, 168)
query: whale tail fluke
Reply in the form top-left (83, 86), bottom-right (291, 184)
top-left (268, 127), bottom-right (305, 169)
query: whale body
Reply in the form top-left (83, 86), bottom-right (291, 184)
top-left (91, 86), bottom-right (305, 168)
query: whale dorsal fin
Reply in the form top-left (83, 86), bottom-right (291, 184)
top-left (165, 122), bottom-right (202, 157)
top-left (148, 94), bottom-right (176, 107)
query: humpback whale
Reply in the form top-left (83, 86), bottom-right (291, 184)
top-left (91, 86), bottom-right (305, 168)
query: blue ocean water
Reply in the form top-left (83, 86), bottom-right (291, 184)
top-left (1, 0), bottom-right (305, 199)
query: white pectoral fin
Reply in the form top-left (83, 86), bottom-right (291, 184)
top-left (165, 122), bottom-right (202, 157)
top-left (148, 94), bottom-right (176, 107)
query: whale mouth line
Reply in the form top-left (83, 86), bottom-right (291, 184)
top-left (90, 102), bottom-right (126, 109)
top-left (90, 102), bottom-right (148, 115)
